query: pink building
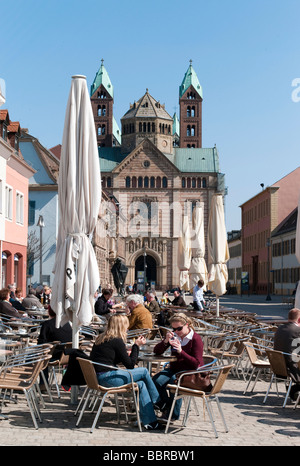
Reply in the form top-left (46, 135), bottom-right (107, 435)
top-left (0, 111), bottom-right (35, 294)
top-left (240, 167), bottom-right (300, 294)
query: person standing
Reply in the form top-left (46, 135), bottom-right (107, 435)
top-left (193, 279), bottom-right (206, 311)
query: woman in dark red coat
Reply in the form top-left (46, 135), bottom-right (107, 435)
top-left (153, 313), bottom-right (204, 421)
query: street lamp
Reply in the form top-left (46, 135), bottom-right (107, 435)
top-left (143, 247), bottom-right (147, 292)
top-left (266, 237), bottom-right (271, 301)
top-left (37, 215), bottom-right (45, 285)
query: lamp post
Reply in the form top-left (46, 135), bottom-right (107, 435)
top-left (143, 247), bottom-right (147, 292)
top-left (266, 237), bottom-right (271, 301)
top-left (37, 215), bottom-right (45, 285)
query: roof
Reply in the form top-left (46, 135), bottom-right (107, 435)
top-left (179, 62), bottom-right (203, 99)
top-left (98, 144), bottom-right (220, 174)
top-left (121, 90), bottom-right (172, 121)
top-left (7, 121), bottom-right (20, 133)
top-left (49, 144), bottom-right (62, 159)
top-left (272, 207), bottom-right (298, 237)
top-left (90, 60), bottom-right (114, 98)
top-left (171, 147), bottom-right (219, 173)
top-left (0, 109), bottom-right (9, 122)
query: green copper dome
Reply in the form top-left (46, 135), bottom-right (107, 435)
top-left (179, 61), bottom-right (203, 99)
top-left (90, 59), bottom-right (114, 98)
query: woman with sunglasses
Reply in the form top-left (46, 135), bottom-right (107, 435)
top-left (152, 313), bottom-right (204, 421)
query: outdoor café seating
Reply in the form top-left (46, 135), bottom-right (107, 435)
top-left (165, 363), bottom-right (234, 438)
top-left (76, 358), bottom-right (142, 433)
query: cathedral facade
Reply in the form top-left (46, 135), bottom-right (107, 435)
top-left (90, 60), bottom-right (226, 291)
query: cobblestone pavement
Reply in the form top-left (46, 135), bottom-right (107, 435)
top-left (0, 374), bottom-right (299, 447)
top-left (1, 295), bottom-right (298, 450)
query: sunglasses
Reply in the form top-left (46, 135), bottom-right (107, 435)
top-left (171, 325), bottom-right (184, 332)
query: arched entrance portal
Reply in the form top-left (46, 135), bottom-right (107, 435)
top-left (135, 254), bottom-right (157, 287)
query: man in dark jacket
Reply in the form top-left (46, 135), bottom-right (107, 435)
top-left (171, 290), bottom-right (187, 307)
top-left (274, 308), bottom-right (300, 400)
top-left (94, 289), bottom-right (123, 316)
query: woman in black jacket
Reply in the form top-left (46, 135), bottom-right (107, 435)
top-left (90, 314), bottom-right (162, 430)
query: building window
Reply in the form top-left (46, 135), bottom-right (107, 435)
top-left (202, 178), bottom-right (207, 188)
top-left (16, 191), bottom-right (24, 225)
top-left (162, 177), bottom-right (168, 188)
top-left (144, 177), bottom-right (149, 188)
top-left (150, 177), bottom-right (155, 188)
top-left (132, 177), bottom-right (137, 188)
top-left (138, 176), bottom-right (143, 188)
top-left (28, 200), bottom-right (35, 225)
top-left (97, 126), bottom-right (101, 136)
top-left (187, 125), bottom-right (191, 137)
top-left (107, 177), bottom-right (112, 188)
top-left (5, 185), bottom-right (12, 221)
top-left (126, 176), bottom-right (131, 188)
top-left (97, 106), bottom-right (102, 116)
top-left (182, 178), bottom-right (186, 188)
top-left (156, 177), bottom-right (161, 188)
top-left (187, 106), bottom-right (191, 117)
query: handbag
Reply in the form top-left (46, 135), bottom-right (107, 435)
top-left (175, 370), bottom-right (212, 392)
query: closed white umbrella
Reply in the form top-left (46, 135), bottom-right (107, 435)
top-left (51, 75), bottom-right (101, 349)
top-left (189, 204), bottom-right (208, 291)
top-left (178, 213), bottom-right (191, 292)
top-left (207, 194), bottom-right (230, 316)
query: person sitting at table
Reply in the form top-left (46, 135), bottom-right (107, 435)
top-left (152, 313), bottom-right (204, 421)
top-left (38, 306), bottom-right (72, 389)
top-left (95, 288), bottom-right (123, 316)
top-left (193, 279), bottom-right (206, 311)
top-left (160, 291), bottom-right (171, 305)
top-left (274, 308), bottom-right (300, 401)
top-left (0, 288), bottom-right (25, 319)
top-left (145, 292), bottom-right (161, 314)
top-left (90, 313), bottom-right (163, 430)
top-left (171, 289), bottom-right (187, 307)
top-left (22, 288), bottom-right (44, 309)
top-left (9, 288), bottom-right (26, 312)
top-left (126, 294), bottom-right (153, 330)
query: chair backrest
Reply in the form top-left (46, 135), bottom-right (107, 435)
top-left (265, 349), bottom-right (288, 378)
top-left (243, 342), bottom-right (259, 364)
top-left (77, 357), bottom-right (100, 390)
top-left (210, 364), bottom-right (234, 396)
top-left (203, 355), bottom-right (217, 366)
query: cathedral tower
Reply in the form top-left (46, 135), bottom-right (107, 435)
top-left (179, 60), bottom-right (203, 148)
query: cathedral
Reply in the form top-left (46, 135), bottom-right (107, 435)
top-left (91, 60), bottom-right (225, 291)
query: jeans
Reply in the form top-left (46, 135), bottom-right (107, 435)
top-left (152, 367), bottom-right (182, 420)
top-left (97, 367), bottom-right (159, 426)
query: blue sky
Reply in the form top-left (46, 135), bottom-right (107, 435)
top-left (1, 0), bottom-right (300, 232)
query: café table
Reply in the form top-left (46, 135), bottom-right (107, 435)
top-left (138, 353), bottom-right (177, 374)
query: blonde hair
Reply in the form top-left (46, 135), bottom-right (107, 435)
top-left (95, 314), bottom-right (129, 345)
top-left (169, 312), bottom-right (194, 330)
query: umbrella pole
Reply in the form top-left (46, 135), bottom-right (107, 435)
top-left (216, 296), bottom-right (219, 317)
top-left (70, 311), bottom-right (79, 404)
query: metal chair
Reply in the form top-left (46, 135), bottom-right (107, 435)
top-left (263, 349), bottom-right (292, 407)
top-left (243, 342), bottom-right (270, 394)
top-left (0, 344), bottom-right (53, 428)
top-left (165, 364), bottom-right (234, 438)
top-left (76, 358), bottom-right (142, 433)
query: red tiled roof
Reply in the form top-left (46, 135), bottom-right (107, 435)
top-left (7, 121), bottom-right (20, 132)
top-left (49, 144), bottom-right (61, 159)
top-left (0, 109), bottom-right (9, 121)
